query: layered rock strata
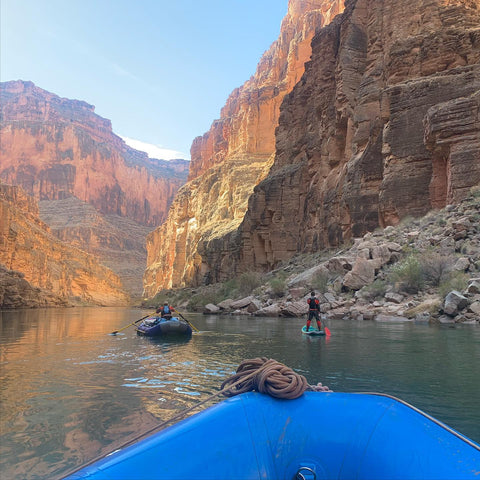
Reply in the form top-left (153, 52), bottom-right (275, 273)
top-left (0, 80), bottom-right (189, 295)
top-left (144, 0), bottom-right (345, 295)
top-left (0, 80), bottom-right (188, 227)
top-left (0, 184), bottom-right (130, 306)
top-left (212, 0), bottom-right (480, 278)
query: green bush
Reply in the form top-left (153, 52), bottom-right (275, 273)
top-left (236, 271), bottom-right (263, 297)
top-left (388, 255), bottom-right (425, 293)
top-left (362, 279), bottom-right (388, 301)
top-left (419, 251), bottom-right (453, 287)
top-left (438, 271), bottom-right (469, 298)
top-left (270, 277), bottom-right (286, 297)
top-left (312, 270), bottom-right (329, 293)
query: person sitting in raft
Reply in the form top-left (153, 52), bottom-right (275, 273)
top-left (156, 302), bottom-right (175, 319)
top-left (306, 291), bottom-right (322, 332)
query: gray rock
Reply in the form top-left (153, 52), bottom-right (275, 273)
top-left (443, 290), bottom-right (469, 316)
top-left (343, 258), bottom-right (376, 290)
top-left (384, 292), bottom-right (404, 304)
top-left (254, 304), bottom-right (282, 317)
top-left (230, 296), bottom-right (255, 309)
top-left (203, 303), bottom-right (220, 314)
top-left (466, 281), bottom-right (480, 294)
top-left (217, 298), bottom-right (235, 309)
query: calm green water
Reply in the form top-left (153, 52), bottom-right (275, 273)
top-left (0, 307), bottom-right (479, 479)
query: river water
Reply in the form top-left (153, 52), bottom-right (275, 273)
top-left (0, 307), bottom-right (479, 479)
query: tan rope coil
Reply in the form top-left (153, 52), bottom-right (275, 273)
top-left (220, 357), bottom-right (331, 399)
top-left (88, 358), bottom-right (331, 459)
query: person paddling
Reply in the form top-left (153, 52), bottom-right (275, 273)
top-left (306, 291), bottom-right (322, 332)
top-left (156, 302), bottom-right (175, 319)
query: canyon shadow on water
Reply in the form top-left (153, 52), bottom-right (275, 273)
top-left (0, 307), bottom-right (479, 479)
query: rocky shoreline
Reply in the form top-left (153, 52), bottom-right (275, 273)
top-left (182, 188), bottom-right (480, 325)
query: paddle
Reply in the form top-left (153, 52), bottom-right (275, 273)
top-left (175, 310), bottom-right (199, 332)
top-left (322, 315), bottom-right (332, 336)
top-left (110, 313), bottom-right (153, 335)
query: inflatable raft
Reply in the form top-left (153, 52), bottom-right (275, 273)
top-left (135, 316), bottom-right (192, 337)
top-left (63, 391), bottom-right (480, 479)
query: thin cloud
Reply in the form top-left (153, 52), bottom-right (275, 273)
top-left (120, 135), bottom-right (189, 161)
top-left (111, 63), bottom-right (142, 82)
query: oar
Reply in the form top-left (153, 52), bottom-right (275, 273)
top-left (176, 310), bottom-right (199, 332)
top-left (110, 313), bottom-right (153, 335)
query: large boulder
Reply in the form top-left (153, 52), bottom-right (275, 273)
top-left (443, 290), bottom-right (469, 316)
top-left (343, 258), bottom-right (376, 290)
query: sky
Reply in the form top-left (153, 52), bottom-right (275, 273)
top-left (1, 0), bottom-right (289, 160)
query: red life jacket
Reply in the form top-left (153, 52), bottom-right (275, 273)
top-left (307, 297), bottom-right (320, 310)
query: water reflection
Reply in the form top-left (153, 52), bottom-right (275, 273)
top-left (0, 308), bottom-right (479, 480)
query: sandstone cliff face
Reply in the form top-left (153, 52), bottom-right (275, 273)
top-left (0, 81), bottom-right (189, 296)
top-left (0, 80), bottom-right (188, 227)
top-left (0, 184), bottom-right (130, 306)
top-left (222, 0), bottom-right (480, 276)
top-left (144, 0), bottom-right (345, 295)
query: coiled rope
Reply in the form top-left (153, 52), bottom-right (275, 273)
top-left (221, 357), bottom-right (331, 399)
top-left (103, 358), bottom-right (331, 453)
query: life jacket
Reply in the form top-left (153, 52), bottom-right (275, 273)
top-left (162, 305), bottom-right (171, 314)
top-left (308, 297), bottom-right (319, 310)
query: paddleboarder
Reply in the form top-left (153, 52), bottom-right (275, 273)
top-left (306, 291), bottom-right (322, 332)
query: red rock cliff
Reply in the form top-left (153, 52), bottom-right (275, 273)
top-left (0, 81), bottom-right (189, 296)
top-left (232, 0), bottom-right (480, 274)
top-left (0, 80), bottom-right (188, 227)
top-left (0, 184), bottom-right (130, 306)
top-left (143, 0), bottom-right (345, 295)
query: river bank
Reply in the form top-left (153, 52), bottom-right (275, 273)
top-left (148, 187), bottom-right (480, 325)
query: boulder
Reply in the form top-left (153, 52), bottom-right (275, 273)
top-left (255, 304), bottom-right (282, 317)
top-left (466, 281), bottom-right (480, 295)
top-left (384, 292), bottom-right (404, 304)
top-left (287, 264), bottom-right (329, 288)
top-left (443, 290), bottom-right (469, 316)
top-left (230, 296), bottom-right (255, 309)
top-left (343, 258), bottom-right (376, 290)
top-left (279, 300), bottom-right (308, 317)
top-left (204, 303), bottom-right (220, 314)
top-left (217, 298), bottom-right (235, 309)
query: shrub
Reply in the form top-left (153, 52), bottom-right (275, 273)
top-left (419, 251), bottom-right (454, 287)
top-left (270, 277), bottom-right (286, 297)
top-left (388, 255), bottom-right (425, 293)
top-left (236, 271), bottom-right (263, 297)
top-left (438, 271), bottom-right (469, 298)
top-left (362, 279), bottom-right (388, 301)
top-left (187, 291), bottom-right (223, 312)
top-left (312, 270), bottom-right (329, 293)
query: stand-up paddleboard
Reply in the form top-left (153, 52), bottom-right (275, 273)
top-left (302, 325), bottom-right (326, 336)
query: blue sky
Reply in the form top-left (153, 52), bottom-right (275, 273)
top-left (1, 0), bottom-right (288, 160)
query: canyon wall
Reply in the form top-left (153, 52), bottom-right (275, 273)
top-left (0, 184), bottom-right (130, 306)
top-left (143, 0), bottom-right (345, 295)
top-left (0, 81), bottom-right (189, 296)
top-left (205, 0), bottom-right (480, 279)
top-left (0, 80), bottom-right (188, 227)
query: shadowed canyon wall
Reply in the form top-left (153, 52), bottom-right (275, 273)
top-left (0, 81), bottom-right (189, 297)
top-left (144, 0), bottom-right (345, 295)
top-left (200, 0), bottom-right (480, 282)
top-left (0, 184), bottom-right (129, 306)
top-left (232, 0), bottom-right (480, 274)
